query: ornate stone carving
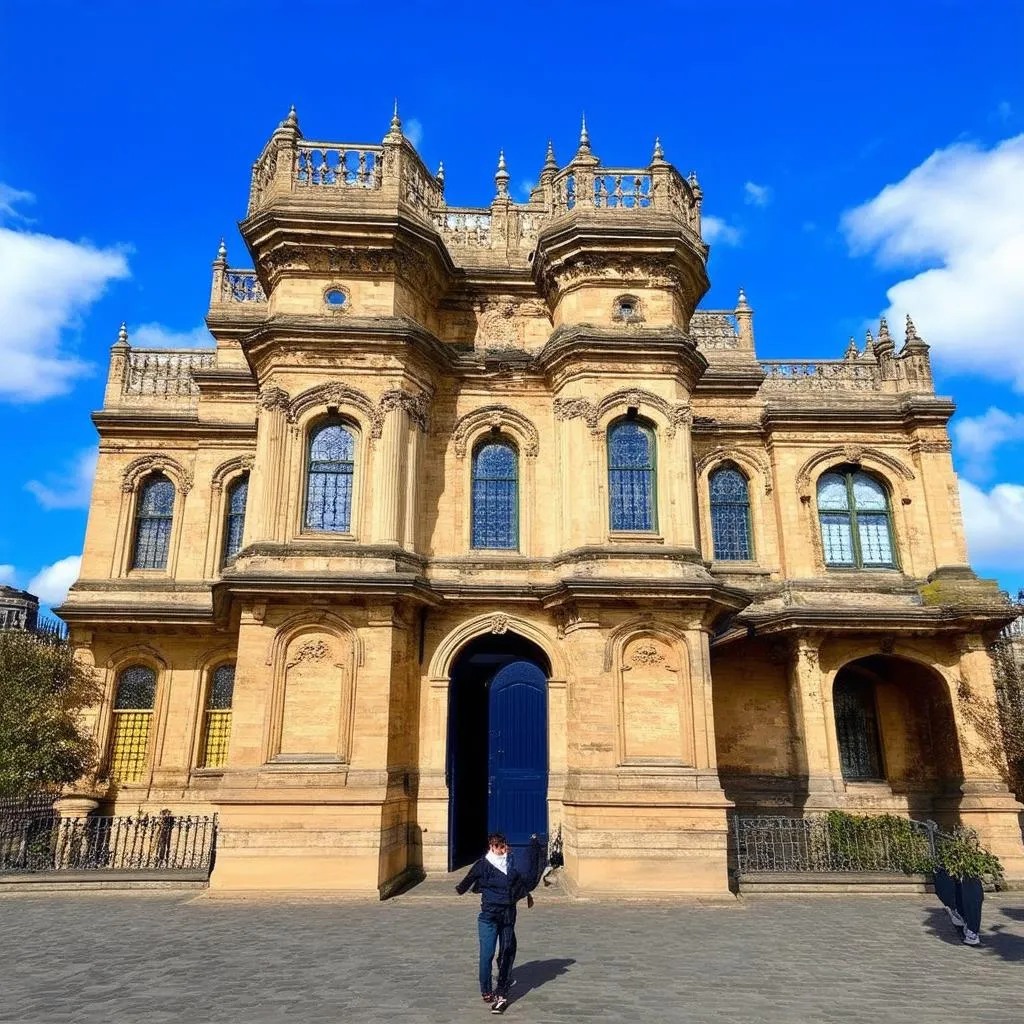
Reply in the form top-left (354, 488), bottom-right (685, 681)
top-left (258, 386), bottom-right (291, 413)
top-left (489, 614), bottom-right (510, 635)
top-left (211, 454), bottom-right (255, 491)
top-left (842, 444), bottom-right (864, 464)
top-left (553, 397), bottom-right (599, 433)
top-left (451, 405), bottom-right (540, 458)
top-left (555, 389), bottom-right (691, 438)
top-left (631, 642), bottom-right (664, 665)
top-left (376, 389), bottom-right (430, 436)
top-left (287, 639), bottom-right (329, 666)
top-left (287, 381), bottom-right (376, 428)
top-left (120, 454), bottom-right (193, 495)
top-left (795, 446), bottom-right (915, 497)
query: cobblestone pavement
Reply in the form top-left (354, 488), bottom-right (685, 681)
top-left (1, 888), bottom-right (1023, 1024)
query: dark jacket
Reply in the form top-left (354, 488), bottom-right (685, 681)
top-left (455, 842), bottom-right (543, 911)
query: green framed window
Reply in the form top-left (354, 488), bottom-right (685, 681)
top-left (817, 467), bottom-right (896, 568)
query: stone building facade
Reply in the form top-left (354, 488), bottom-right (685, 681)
top-left (60, 108), bottom-right (1024, 893)
top-left (0, 586), bottom-right (39, 631)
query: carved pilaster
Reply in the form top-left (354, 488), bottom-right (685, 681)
top-left (372, 399), bottom-right (409, 545)
top-left (249, 387), bottom-right (291, 544)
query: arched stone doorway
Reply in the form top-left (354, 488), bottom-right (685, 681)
top-left (446, 632), bottom-right (551, 872)
top-left (831, 655), bottom-right (963, 800)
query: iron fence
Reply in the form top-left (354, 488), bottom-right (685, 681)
top-left (0, 812), bottom-right (217, 874)
top-left (735, 814), bottom-right (938, 874)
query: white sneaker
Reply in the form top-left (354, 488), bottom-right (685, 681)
top-left (945, 906), bottom-right (966, 928)
top-left (962, 929), bottom-right (981, 946)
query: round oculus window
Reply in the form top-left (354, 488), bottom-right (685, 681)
top-left (325, 289), bottom-right (347, 307)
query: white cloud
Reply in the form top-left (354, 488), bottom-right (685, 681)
top-left (842, 135), bottom-right (1024, 388)
top-left (27, 555), bottom-right (81, 607)
top-left (0, 565), bottom-right (16, 587)
top-left (25, 446), bottom-right (98, 510)
top-left (130, 322), bottom-right (212, 348)
top-left (0, 185), bottom-right (130, 402)
top-left (703, 215), bottom-right (742, 246)
top-left (0, 184), bottom-right (34, 221)
top-left (952, 408), bottom-right (1024, 481)
top-left (959, 479), bottom-right (1024, 573)
top-left (405, 118), bottom-right (424, 148)
top-left (744, 181), bottom-right (772, 206)
top-left (518, 179), bottom-right (535, 200)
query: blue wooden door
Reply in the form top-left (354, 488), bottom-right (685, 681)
top-left (488, 659), bottom-right (548, 873)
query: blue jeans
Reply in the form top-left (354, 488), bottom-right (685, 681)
top-left (478, 907), bottom-right (517, 996)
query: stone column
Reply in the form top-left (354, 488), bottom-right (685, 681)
top-left (403, 420), bottom-right (421, 551)
top-left (248, 388), bottom-right (290, 544)
top-left (947, 634), bottom-right (1024, 879)
top-left (675, 412), bottom-right (697, 550)
top-left (786, 635), bottom-right (840, 805)
top-left (372, 400), bottom-right (409, 546)
top-left (52, 794), bottom-right (101, 870)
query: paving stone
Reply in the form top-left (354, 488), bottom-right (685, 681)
top-left (0, 893), bottom-right (1022, 1023)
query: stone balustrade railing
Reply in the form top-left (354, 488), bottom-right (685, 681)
top-left (295, 143), bottom-right (384, 190)
top-left (759, 360), bottom-right (882, 392)
top-left (434, 209), bottom-right (493, 247)
top-left (122, 349), bottom-right (217, 399)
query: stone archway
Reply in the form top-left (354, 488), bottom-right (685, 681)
top-left (831, 655), bottom-right (963, 798)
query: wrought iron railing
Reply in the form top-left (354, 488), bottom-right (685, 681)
top-left (734, 814), bottom-right (938, 874)
top-left (0, 812), bottom-right (217, 874)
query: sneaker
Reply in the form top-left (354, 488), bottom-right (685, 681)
top-left (481, 993), bottom-right (494, 1004)
top-left (491, 996), bottom-right (509, 1014)
top-left (962, 929), bottom-right (981, 946)
top-left (945, 906), bottom-right (966, 928)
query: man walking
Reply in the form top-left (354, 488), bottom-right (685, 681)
top-left (455, 831), bottom-right (543, 1014)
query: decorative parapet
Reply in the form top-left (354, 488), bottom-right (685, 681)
top-left (123, 349), bottom-right (217, 399)
top-left (691, 311), bottom-right (741, 350)
top-left (760, 360), bottom-right (882, 392)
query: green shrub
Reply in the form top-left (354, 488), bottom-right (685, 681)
top-left (935, 826), bottom-right (1003, 883)
top-left (816, 811), bottom-right (935, 874)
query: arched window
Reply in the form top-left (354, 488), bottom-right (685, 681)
top-left (608, 417), bottom-right (656, 532)
top-left (222, 475), bottom-right (249, 564)
top-left (817, 468), bottom-right (895, 568)
top-left (471, 438), bottom-right (518, 549)
top-left (199, 663), bottom-right (235, 769)
top-left (109, 665), bottom-right (156, 783)
top-left (132, 474), bottom-right (175, 570)
top-left (305, 420), bottom-right (355, 532)
top-left (709, 465), bottom-right (752, 560)
top-left (833, 674), bottom-right (884, 781)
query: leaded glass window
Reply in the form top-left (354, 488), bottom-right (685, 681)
top-left (471, 439), bottom-right (518, 549)
top-left (222, 475), bottom-right (248, 564)
top-left (132, 474), bottom-right (175, 570)
top-left (109, 666), bottom-right (156, 784)
top-left (305, 421), bottom-right (355, 532)
top-left (608, 418), bottom-right (656, 532)
top-left (817, 468), bottom-right (895, 568)
top-left (834, 674), bottom-right (885, 781)
top-left (200, 663), bottom-right (235, 769)
top-left (710, 465), bottom-right (752, 560)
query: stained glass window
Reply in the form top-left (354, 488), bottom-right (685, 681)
top-left (132, 474), bottom-right (175, 570)
top-left (834, 674), bottom-right (884, 780)
top-left (817, 468), bottom-right (895, 568)
top-left (110, 666), bottom-right (156, 784)
top-left (471, 439), bottom-right (518, 549)
top-left (305, 421), bottom-right (355, 532)
top-left (200, 664), bottom-right (235, 769)
top-left (710, 466), bottom-right (752, 560)
top-left (222, 475), bottom-right (248, 564)
top-left (608, 419), bottom-right (656, 532)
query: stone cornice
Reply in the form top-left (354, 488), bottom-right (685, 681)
top-left (536, 323), bottom-right (707, 389)
top-left (760, 395), bottom-right (956, 430)
top-left (91, 411), bottom-right (257, 440)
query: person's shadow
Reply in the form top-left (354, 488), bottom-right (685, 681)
top-left (510, 958), bottom-right (575, 1002)
top-left (923, 904), bottom-right (1024, 962)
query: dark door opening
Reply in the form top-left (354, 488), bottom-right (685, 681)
top-left (447, 632), bottom-right (550, 872)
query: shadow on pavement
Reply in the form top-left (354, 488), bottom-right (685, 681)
top-left (511, 957), bottom-right (576, 1001)
top-left (923, 904), bottom-right (1024, 962)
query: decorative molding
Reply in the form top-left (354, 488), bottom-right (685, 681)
top-left (695, 446), bottom-right (774, 495)
top-left (555, 389), bottom-right (691, 439)
top-left (795, 446), bottom-right (915, 498)
top-left (211, 454), bottom-right (255, 491)
top-left (287, 381), bottom-right (377, 430)
top-left (631, 642), bottom-right (664, 665)
top-left (489, 613), bottom-right (510, 635)
top-left (257, 386), bottom-right (291, 414)
top-left (376, 389), bottom-right (430, 436)
top-left (451, 404), bottom-right (540, 458)
top-left (120, 454), bottom-right (193, 495)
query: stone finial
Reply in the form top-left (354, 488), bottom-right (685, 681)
top-left (863, 328), bottom-right (875, 359)
top-left (113, 321), bottom-right (129, 349)
top-left (577, 113), bottom-right (591, 155)
top-left (495, 149), bottom-right (509, 197)
top-left (845, 336), bottom-right (859, 360)
top-left (734, 287), bottom-right (755, 350)
top-left (275, 104), bottom-right (301, 139)
top-left (214, 238), bottom-right (227, 265)
top-left (876, 315), bottom-right (894, 352)
top-left (384, 99), bottom-right (403, 142)
top-left (544, 139), bottom-right (558, 172)
top-left (651, 137), bottom-right (666, 164)
top-left (735, 287), bottom-right (751, 312)
top-left (905, 314), bottom-right (923, 344)
top-left (436, 161), bottom-right (445, 187)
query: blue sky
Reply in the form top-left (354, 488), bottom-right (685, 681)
top-left (1, 0), bottom-right (1023, 609)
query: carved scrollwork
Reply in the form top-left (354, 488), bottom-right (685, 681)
top-left (257, 386), bottom-right (291, 414)
top-left (211, 454), bottom-right (255, 491)
top-left (376, 389), bottom-right (430, 437)
top-left (795, 446), bottom-right (915, 499)
top-left (287, 381), bottom-right (377, 430)
top-left (555, 389), bottom-right (691, 438)
top-left (489, 613), bottom-right (510, 635)
top-left (120, 454), bottom-right (193, 495)
top-left (451, 404), bottom-right (540, 458)
top-left (695, 445), bottom-right (774, 495)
